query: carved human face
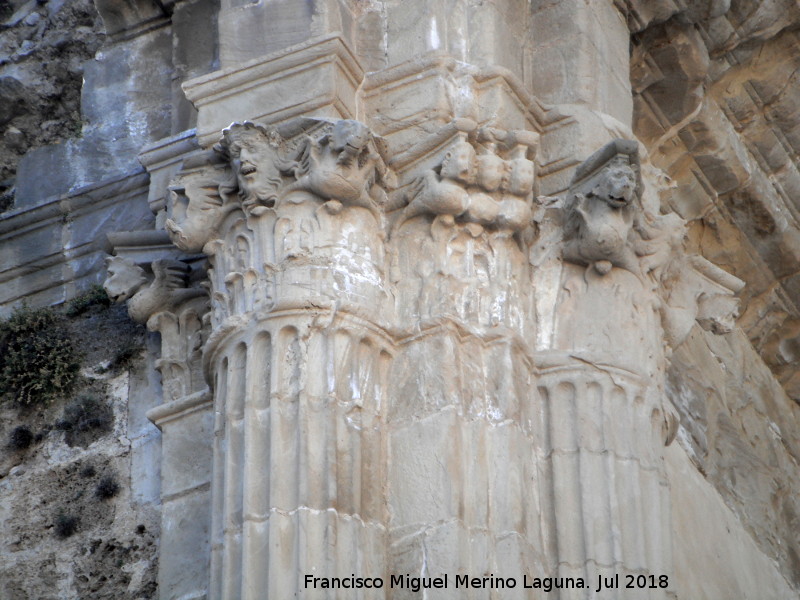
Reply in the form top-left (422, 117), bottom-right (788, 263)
top-left (104, 256), bottom-right (147, 303)
top-left (477, 153), bottom-right (506, 192)
top-left (593, 163), bottom-right (637, 208)
top-left (440, 140), bottom-right (476, 185)
top-left (505, 158), bottom-right (535, 196)
top-left (227, 131), bottom-right (282, 206)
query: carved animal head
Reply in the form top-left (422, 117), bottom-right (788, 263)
top-left (590, 160), bottom-right (638, 208)
top-left (218, 122), bottom-right (283, 208)
top-left (331, 120), bottom-right (371, 163)
top-left (166, 166), bottom-right (228, 253)
top-left (104, 256), bottom-right (147, 303)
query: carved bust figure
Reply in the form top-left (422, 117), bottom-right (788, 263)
top-left (280, 119), bottom-right (388, 216)
top-left (330, 119), bottom-right (371, 165)
top-left (440, 135), bottom-right (476, 186)
top-left (563, 140), bottom-right (642, 275)
top-left (397, 133), bottom-right (476, 225)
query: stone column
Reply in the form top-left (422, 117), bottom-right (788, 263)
top-left (166, 118), bottom-right (395, 599)
top-left (100, 4), bottom-right (747, 596)
top-left (535, 357), bottom-right (673, 599)
top-left (533, 138), bottom-right (741, 599)
top-left (360, 59), bottom-right (554, 593)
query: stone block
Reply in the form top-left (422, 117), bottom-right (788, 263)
top-left (388, 409), bottom-right (460, 527)
top-left (130, 428), bottom-right (162, 505)
top-left (83, 27), bottom-right (173, 143)
top-left (528, 0), bottom-right (632, 125)
top-left (159, 403), bottom-right (214, 498)
top-left (94, 0), bottom-right (165, 36)
top-left (0, 171), bottom-right (152, 314)
top-left (172, 0), bottom-right (221, 81)
top-left (160, 490), bottom-right (212, 600)
top-left (218, 0), bottom-right (354, 68)
top-left (384, 0), bottom-right (529, 78)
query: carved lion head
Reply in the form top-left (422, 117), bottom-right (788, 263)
top-left (104, 256), bottom-right (147, 303)
top-left (591, 159), bottom-right (638, 208)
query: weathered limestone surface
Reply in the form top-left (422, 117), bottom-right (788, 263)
top-left (0, 306), bottom-right (162, 600)
top-left (667, 440), bottom-right (797, 600)
top-left (1, 1), bottom-right (800, 599)
top-left (627, 1), bottom-right (800, 588)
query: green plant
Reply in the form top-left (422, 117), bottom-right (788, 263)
top-left (0, 304), bottom-right (82, 405)
top-left (108, 342), bottom-right (141, 372)
top-left (66, 117), bottom-right (84, 139)
top-left (64, 285), bottom-right (110, 317)
top-left (0, 3), bottom-right (12, 21)
top-left (0, 184), bottom-right (13, 213)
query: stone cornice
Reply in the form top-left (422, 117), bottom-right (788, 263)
top-left (183, 34), bottom-right (364, 147)
top-left (146, 388), bottom-right (213, 428)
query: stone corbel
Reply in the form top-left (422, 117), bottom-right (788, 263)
top-left (103, 256), bottom-right (207, 325)
top-left (278, 119), bottom-right (394, 220)
top-left (165, 149), bottom-right (239, 253)
top-left (562, 139), bottom-right (644, 276)
top-left (104, 255), bottom-right (210, 402)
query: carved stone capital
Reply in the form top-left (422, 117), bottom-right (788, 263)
top-left (164, 118), bottom-right (395, 327)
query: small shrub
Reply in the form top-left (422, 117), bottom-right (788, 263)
top-left (64, 285), bottom-right (110, 317)
top-left (0, 305), bottom-right (82, 405)
top-left (108, 342), bottom-right (141, 372)
top-left (80, 464), bottom-right (96, 478)
top-left (8, 425), bottom-right (33, 450)
top-left (54, 512), bottom-right (79, 539)
top-left (95, 476), bottom-right (119, 500)
top-left (0, 184), bottom-right (13, 213)
top-left (56, 394), bottom-right (112, 447)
